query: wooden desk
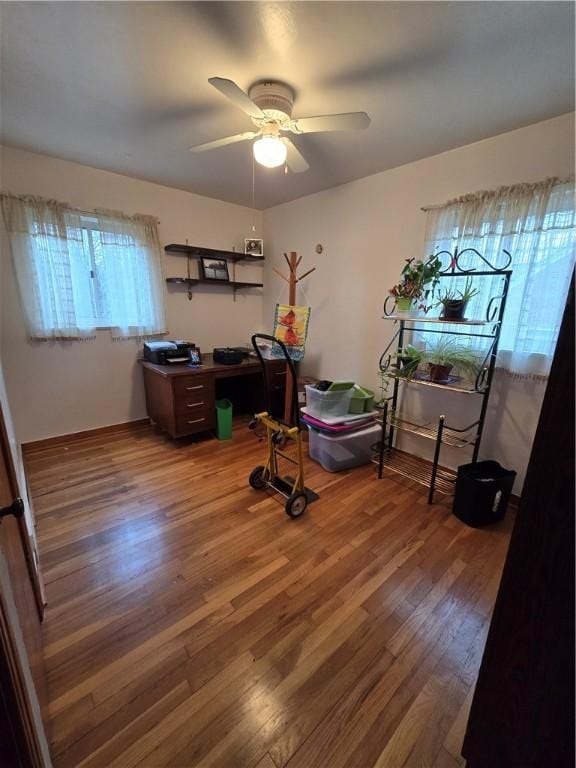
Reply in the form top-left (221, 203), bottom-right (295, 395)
top-left (142, 354), bottom-right (286, 438)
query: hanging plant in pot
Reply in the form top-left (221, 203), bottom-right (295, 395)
top-left (422, 338), bottom-right (482, 383)
top-left (435, 278), bottom-right (480, 321)
top-left (388, 256), bottom-right (442, 314)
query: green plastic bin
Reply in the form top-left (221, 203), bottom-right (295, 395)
top-left (216, 399), bottom-right (233, 440)
top-left (348, 385), bottom-right (375, 414)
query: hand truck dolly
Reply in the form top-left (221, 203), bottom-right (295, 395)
top-left (248, 333), bottom-right (319, 518)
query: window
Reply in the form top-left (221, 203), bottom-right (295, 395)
top-left (420, 178), bottom-right (575, 377)
top-left (1, 195), bottom-right (166, 340)
top-left (82, 219), bottom-right (116, 326)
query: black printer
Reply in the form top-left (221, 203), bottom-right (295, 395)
top-left (143, 340), bottom-right (195, 365)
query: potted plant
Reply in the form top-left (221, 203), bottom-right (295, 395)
top-left (388, 256), bottom-right (442, 313)
top-left (421, 338), bottom-right (482, 383)
top-left (435, 278), bottom-right (480, 321)
top-left (389, 283), bottom-right (420, 312)
top-left (397, 344), bottom-right (422, 377)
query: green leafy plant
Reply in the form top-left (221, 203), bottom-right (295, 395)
top-left (397, 344), bottom-right (423, 377)
top-left (435, 277), bottom-right (480, 309)
top-left (389, 255), bottom-right (443, 303)
top-left (376, 366), bottom-right (391, 407)
top-left (421, 338), bottom-right (482, 381)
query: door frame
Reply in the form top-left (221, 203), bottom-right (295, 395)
top-left (0, 585), bottom-right (50, 767)
top-left (0, 405), bottom-right (44, 620)
top-left (0, 400), bottom-right (51, 766)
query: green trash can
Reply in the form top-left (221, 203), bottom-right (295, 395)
top-left (216, 399), bottom-right (233, 440)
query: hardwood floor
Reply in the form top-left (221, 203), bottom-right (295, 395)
top-left (25, 419), bottom-right (513, 768)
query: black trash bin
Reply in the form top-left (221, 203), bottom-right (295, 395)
top-left (453, 460), bottom-right (516, 528)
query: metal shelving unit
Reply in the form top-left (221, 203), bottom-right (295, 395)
top-left (375, 247), bottom-right (512, 503)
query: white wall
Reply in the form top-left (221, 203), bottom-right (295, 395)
top-left (263, 113), bottom-right (575, 493)
top-left (0, 146), bottom-right (263, 443)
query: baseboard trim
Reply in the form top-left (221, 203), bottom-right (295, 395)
top-left (22, 418), bottom-right (151, 454)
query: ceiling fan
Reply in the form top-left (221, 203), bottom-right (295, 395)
top-left (189, 77), bottom-right (371, 173)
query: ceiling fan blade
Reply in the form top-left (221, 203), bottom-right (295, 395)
top-left (189, 131), bottom-right (259, 152)
top-left (285, 139), bottom-right (310, 173)
top-left (208, 77), bottom-right (265, 119)
top-left (289, 112), bottom-right (371, 134)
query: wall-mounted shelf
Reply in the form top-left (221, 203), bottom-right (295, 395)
top-left (166, 277), bottom-right (263, 290)
top-left (165, 243), bottom-right (264, 300)
top-left (165, 243), bottom-right (264, 263)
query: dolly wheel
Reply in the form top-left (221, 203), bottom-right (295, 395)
top-left (272, 431), bottom-right (286, 447)
top-left (286, 492), bottom-right (308, 519)
top-left (249, 465), bottom-right (267, 490)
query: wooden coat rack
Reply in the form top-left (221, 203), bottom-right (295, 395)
top-left (273, 251), bottom-right (316, 424)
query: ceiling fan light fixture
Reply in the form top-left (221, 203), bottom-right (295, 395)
top-left (198, 77), bottom-right (371, 174)
top-left (253, 136), bottom-right (287, 168)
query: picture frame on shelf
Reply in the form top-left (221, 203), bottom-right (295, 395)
top-left (199, 257), bottom-right (229, 281)
top-left (245, 238), bottom-right (264, 257)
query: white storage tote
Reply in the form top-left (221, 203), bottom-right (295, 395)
top-left (308, 422), bottom-right (381, 472)
top-left (305, 385), bottom-right (354, 420)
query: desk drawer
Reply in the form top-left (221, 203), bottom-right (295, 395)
top-left (175, 410), bottom-right (215, 436)
top-left (175, 398), bottom-right (215, 420)
top-left (173, 374), bottom-right (214, 400)
top-left (174, 387), bottom-right (216, 418)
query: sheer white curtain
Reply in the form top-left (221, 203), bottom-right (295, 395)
top-left (1, 194), bottom-right (166, 340)
top-left (423, 177), bottom-right (575, 377)
top-left (1, 194), bottom-right (95, 338)
top-left (94, 210), bottom-right (166, 340)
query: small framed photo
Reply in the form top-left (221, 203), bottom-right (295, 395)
top-left (244, 238), bottom-right (263, 257)
top-left (188, 347), bottom-right (202, 366)
top-left (200, 257), bottom-right (229, 282)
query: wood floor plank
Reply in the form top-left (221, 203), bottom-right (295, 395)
top-left (442, 683), bottom-right (475, 764)
top-left (26, 419), bottom-right (514, 768)
top-left (255, 755), bottom-right (279, 768)
top-left (175, 608), bottom-right (371, 768)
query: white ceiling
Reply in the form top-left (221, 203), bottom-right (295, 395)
top-left (1, 2), bottom-right (574, 209)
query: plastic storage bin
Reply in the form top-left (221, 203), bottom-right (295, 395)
top-left (216, 399), bottom-right (233, 440)
top-left (308, 422), bottom-right (381, 472)
top-left (452, 460), bottom-right (516, 527)
top-left (305, 385), bottom-right (354, 420)
top-left (349, 385), bottom-right (375, 414)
